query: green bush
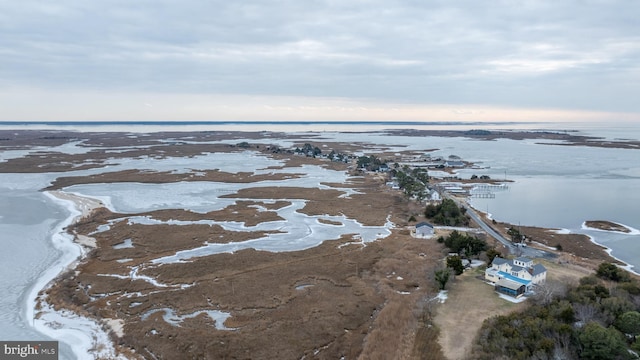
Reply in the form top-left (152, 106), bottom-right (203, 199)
top-left (615, 311), bottom-right (640, 336)
top-left (597, 262), bottom-right (631, 282)
top-left (447, 256), bottom-right (464, 275)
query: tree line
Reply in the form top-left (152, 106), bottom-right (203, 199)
top-left (392, 166), bottom-right (430, 200)
top-left (434, 231), bottom-right (490, 289)
top-left (425, 199), bottom-right (469, 227)
top-left (472, 262), bottom-right (640, 359)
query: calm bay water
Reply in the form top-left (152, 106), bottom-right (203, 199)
top-left (0, 176), bottom-right (76, 359)
top-left (0, 120), bottom-right (638, 358)
top-left (469, 177), bottom-right (640, 230)
top-left (469, 176), bottom-right (640, 270)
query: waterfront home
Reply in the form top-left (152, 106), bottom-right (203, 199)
top-left (444, 160), bottom-right (465, 168)
top-left (485, 256), bottom-right (547, 297)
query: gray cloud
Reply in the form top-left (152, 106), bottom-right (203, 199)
top-left (1, 0), bottom-right (639, 114)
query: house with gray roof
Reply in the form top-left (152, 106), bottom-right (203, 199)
top-left (485, 256), bottom-right (547, 297)
top-left (414, 222), bottom-right (434, 238)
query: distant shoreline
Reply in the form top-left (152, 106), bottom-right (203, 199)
top-left (2, 125), bottom-right (638, 150)
top-left (0, 120), bottom-right (534, 126)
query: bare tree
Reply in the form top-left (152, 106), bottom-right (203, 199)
top-left (531, 280), bottom-right (567, 305)
top-left (552, 344), bottom-right (576, 360)
top-left (574, 303), bottom-right (599, 325)
top-left (552, 332), bottom-right (576, 360)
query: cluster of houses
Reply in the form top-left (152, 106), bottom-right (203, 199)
top-left (263, 143), bottom-right (356, 164)
top-left (290, 144), bottom-right (355, 163)
top-left (386, 181), bottom-right (442, 203)
top-left (267, 142), bottom-right (471, 175)
top-left (399, 154), bottom-right (467, 169)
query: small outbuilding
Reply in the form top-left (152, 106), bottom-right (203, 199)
top-left (414, 222), bottom-right (434, 238)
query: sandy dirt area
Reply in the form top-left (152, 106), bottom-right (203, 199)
top-left (48, 190), bottom-right (104, 220)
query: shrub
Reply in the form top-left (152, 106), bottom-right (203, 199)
top-left (615, 311), bottom-right (640, 336)
top-left (447, 256), bottom-right (464, 275)
top-left (434, 268), bottom-right (450, 290)
top-left (580, 275), bottom-right (601, 286)
top-left (597, 262), bottom-right (631, 282)
top-left (485, 248), bottom-right (501, 266)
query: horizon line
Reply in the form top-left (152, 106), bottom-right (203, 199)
top-left (0, 120), bottom-right (538, 126)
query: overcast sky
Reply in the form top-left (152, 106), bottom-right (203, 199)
top-left (1, 0), bottom-right (639, 122)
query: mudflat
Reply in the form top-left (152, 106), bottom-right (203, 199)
top-left (27, 131), bottom-right (445, 359)
top-left (5, 129), bottom-right (630, 359)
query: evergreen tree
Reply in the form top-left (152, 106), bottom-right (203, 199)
top-left (615, 311), bottom-right (640, 337)
top-left (447, 256), bottom-right (464, 275)
top-left (434, 268), bottom-right (450, 290)
top-left (579, 322), bottom-right (630, 360)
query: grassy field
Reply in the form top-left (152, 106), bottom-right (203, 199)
top-left (432, 267), bottom-right (526, 360)
top-left (538, 258), bottom-right (594, 284)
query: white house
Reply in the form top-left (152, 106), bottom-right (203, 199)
top-left (414, 222), bottom-right (434, 238)
top-left (485, 256), bottom-right (547, 297)
top-left (387, 181), bottom-right (400, 190)
top-left (444, 160), bottom-right (465, 168)
top-left (425, 190), bottom-right (441, 204)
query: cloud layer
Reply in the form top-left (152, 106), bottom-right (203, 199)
top-left (1, 0), bottom-right (639, 120)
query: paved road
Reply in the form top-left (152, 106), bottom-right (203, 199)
top-left (446, 194), bottom-right (556, 259)
top-left (462, 202), bottom-right (515, 252)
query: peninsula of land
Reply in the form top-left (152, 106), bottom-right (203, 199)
top-left (1, 129), bottom-right (637, 360)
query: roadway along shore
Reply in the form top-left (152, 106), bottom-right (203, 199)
top-left (444, 193), bottom-right (556, 259)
